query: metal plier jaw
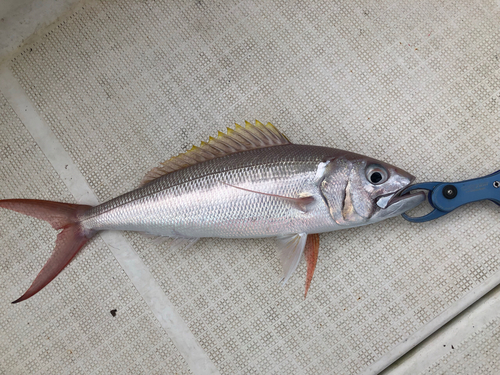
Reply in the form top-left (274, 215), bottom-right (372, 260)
top-left (401, 169), bottom-right (500, 223)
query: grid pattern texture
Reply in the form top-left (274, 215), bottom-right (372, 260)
top-left (0, 92), bottom-right (191, 375)
top-left (424, 315), bottom-right (500, 375)
top-left (2, 0), bottom-right (500, 374)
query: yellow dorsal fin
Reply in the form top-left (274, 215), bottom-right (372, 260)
top-left (141, 121), bottom-right (290, 186)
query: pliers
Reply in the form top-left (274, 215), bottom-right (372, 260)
top-left (401, 169), bottom-right (500, 223)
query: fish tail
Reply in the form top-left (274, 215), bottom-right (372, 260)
top-left (0, 199), bottom-right (94, 303)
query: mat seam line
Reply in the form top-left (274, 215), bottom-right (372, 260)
top-left (365, 269), bottom-right (500, 374)
top-left (382, 283), bottom-right (500, 374)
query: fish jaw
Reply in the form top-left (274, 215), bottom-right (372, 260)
top-left (375, 173), bottom-right (415, 209)
top-left (371, 172), bottom-right (426, 220)
top-left (370, 190), bottom-right (426, 222)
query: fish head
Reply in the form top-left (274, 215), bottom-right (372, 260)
top-left (320, 155), bottom-right (425, 226)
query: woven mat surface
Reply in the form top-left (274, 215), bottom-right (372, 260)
top-left (423, 314), bottom-right (500, 375)
top-left (1, 1), bottom-right (499, 374)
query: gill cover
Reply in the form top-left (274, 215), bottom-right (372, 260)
top-left (320, 158), bottom-right (376, 226)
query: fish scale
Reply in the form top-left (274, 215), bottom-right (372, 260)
top-left (80, 144), bottom-right (337, 238)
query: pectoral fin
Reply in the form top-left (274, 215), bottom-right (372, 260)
top-left (224, 183), bottom-right (314, 212)
top-left (304, 233), bottom-right (319, 298)
top-left (276, 233), bottom-right (307, 284)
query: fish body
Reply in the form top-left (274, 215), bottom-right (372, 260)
top-left (0, 121), bottom-right (425, 302)
top-left (82, 144), bottom-right (346, 238)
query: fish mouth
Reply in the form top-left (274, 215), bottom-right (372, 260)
top-left (376, 175), bottom-right (417, 209)
top-left (386, 190), bottom-right (426, 207)
top-left (376, 188), bottom-right (414, 209)
top-left (374, 187), bottom-right (426, 220)
top-left (377, 188), bottom-right (425, 209)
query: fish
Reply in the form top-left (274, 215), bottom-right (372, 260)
top-left (0, 121), bottom-right (425, 303)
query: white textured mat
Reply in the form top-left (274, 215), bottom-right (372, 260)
top-left (384, 284), bottom-right (500, 375)
top-left (0, 92), bottom-right (192, 374)
top-left (1, 0), bottom-right (500, 374)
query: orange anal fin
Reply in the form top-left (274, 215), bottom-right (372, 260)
top-left (223, 182), bottom-right (314, 212)
top-left (304, 233), bottom-right (319, 298)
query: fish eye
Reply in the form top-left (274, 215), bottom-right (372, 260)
top-left (366, 164), bottom-right (388, 185)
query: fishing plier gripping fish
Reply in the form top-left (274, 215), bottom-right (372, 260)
top-left (401, 169), bottom-right (500, 223)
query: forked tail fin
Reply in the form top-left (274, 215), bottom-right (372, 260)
top-left (0, 199), bottom-right (94, 303)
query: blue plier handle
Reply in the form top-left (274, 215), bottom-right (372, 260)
top-left (401, 169), bottom-right (500, 223)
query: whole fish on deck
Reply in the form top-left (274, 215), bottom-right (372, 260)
top-left (0, 121), bottom-right (425, 303)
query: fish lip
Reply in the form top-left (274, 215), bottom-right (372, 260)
top-left (376, 176), bottom-right (416, 209)
top-left (388, 190), bottom-right (424, 206)
top-left (376, 192), bottom-right (397, 209)
top-left (371, 188), bottom-right (425, 221)
top-left (376, 189), bottom-right (411, 209)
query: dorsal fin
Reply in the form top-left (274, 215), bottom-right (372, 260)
top-left (141, 120), bottom-right (291, 186)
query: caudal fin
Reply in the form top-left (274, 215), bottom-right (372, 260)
top-left (0, 199), bottom-right (94, 303)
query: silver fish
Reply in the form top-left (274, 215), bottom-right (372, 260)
top-left (0, 121), bottom-right (424, 302)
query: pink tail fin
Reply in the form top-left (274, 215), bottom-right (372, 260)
top-left (0, 199), bottom-right (94, 303)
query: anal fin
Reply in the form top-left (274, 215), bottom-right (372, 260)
top-left (168, 237), bottom-right (200, 251)
top-left (304, 233), bottom-right (319, 298)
